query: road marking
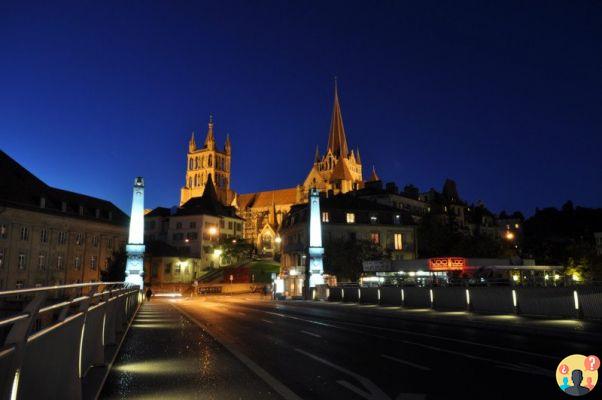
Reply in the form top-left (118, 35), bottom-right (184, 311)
top-left (266, 304), bottom-right (557, 360)
top-left (172, 303), bottom-right (303, 400)
top-left (261, 319), bottom-right (274, 324)
top-left (380, 354), bottom-right (430, 371)
top-left (295, 348), bottom-right (424, 400)
top-left (301, 330), bottom-right (321, 338)
top-left (263, 309), bottom-right (553, 375)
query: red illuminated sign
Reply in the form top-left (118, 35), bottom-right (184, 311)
top-left (428, 257), bottom-right (466, 271)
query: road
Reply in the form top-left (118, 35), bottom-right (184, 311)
top-left (170, 295), bottom-right (599, 400)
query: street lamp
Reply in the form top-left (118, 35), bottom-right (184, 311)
top-left (274, 236), bottom-right (282, 244)
top-left (505, 231), bottom-right (515, 241)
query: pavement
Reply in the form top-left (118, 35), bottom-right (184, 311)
top-left (100, 300), bottom-right (282, 399)
top-left (102, 295), bottom-right (602, 399)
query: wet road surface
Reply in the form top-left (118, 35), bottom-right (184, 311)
top-left (172, 296), bottom-right (600, 400)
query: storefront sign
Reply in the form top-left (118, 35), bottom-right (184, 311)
top-left (428, 257), bottom-right (466, 271)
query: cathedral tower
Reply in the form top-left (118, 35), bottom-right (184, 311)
top-left (180, 116), bottom-right (233, 206)
top-left (303, 80), bottom-right (364, 195)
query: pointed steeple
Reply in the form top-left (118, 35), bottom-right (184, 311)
top-left (189, 131), bottom-right (197, 152)
top-left (201, 173), bottom-right (219, 204)
top-left (314, 145), bottom-right (320, 163)
top-left (326, 78), bottom-right (349, 158)
top-left (224, 133), bottom-right (231, 154)
top-left (204, 114), bottom-right (215, 149)
top-left (356, 147), bottom-right (361, 164)
top-left (370, 165), bottom-right (380, 182)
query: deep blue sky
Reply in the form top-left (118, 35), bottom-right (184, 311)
top-left (1, 1), bottom-right (601, 216)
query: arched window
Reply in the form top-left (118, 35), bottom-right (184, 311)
top-left (195, 157), bottom-right (199, 169)
top-left (189, 158), bottom-right (193, 170)
top-left (194, 175), bottom-right (198, 186)
top-left (188, 177), bottom-right (192, 188)
top-left (208, 154), bottom-right (213, 167)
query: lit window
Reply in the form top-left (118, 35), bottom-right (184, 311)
top-left (394, 233), bottom-right (403, 250)
top-left (40, 228), bottom-right (48, 243)
top-left (74, 256), bottom-right (81, 270)
top-left (370, 215), bottom-right (377, 224)
top-left (92, 236), bottom-right (99, 247)
top-left (322, 212), bottom-right (329, 223)
top-left (18, 253), bottom-right (26, 270)
top-left (38, 253), bottom-right (45, 270)
top-left (20, 227), bottom-right (29, 241)
top-left (57, 255), bottom-right (64, 270)
top-left (76, 233), bottom-right (83, 245)
top-left (90, 256), bottom-right (97, 270)
top-left (58, 231), bottom-right (67, 245)
top-left (370, 232), bottom-right (380, 245)
top-left (346, 213), bottom-right (355, 223)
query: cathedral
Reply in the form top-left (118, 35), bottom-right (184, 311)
top-left (178, 82), bottom-right (373, 254)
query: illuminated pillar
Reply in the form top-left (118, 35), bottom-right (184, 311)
top-left (125, 177), bottom-right (145, 288)
top-left (308, 188), bottom-right (324, 287)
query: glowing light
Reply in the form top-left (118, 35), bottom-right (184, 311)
top-left (401, 288), bottom-right (405, 303)
top-left (572, 273), bottom-right (581, 282)
top-left (377, 289), bottom-right (381, 301)
top-left (232, 239), bottom-right (237, 244)
top-left (101, 314), bottom-right (106, 346)
top-left (78, 321), bottom-right (86, 378)
top-left (114, 360), bottom-right (191, 374)
top-left (208, 226), bottom-right (217, 236)
top-left (358, 288), bottom-right (361, 300)
top-left (154, 293), bottom-right (183, 298)
top-left (274, 278), bottom-right (284, 294)
top-left (505, 231), bottom-right (515, 240)
top-left (512, 289), bottom-right (517, 308)
top-left (544, 274), bottom-right (549, 280)
top-left (554, 273), bottom-right (560, 281)
top-left (341, 289), bottom-right (345, 300)
top-left (10, 369), bottom-right (20, 400)
top-left (512, 274), bottom-right (519, 282)
top-left (573, 290), bottom-right (579, 310)
top-left (213, 249), bottom-right (223, 257)
top-left (465, 289), bottom-right (470, 305)
top-left (429, 289), bottom-right (434, 304)
top-left (274, 236), bottom-right (282, 244)
top-left (408, 272), bottom-right (416, 277)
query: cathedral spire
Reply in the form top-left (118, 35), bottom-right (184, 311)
top-left (225, 133), bottom-right (231, 154)
top-left (370, 165), bottom-right (380, 182)
top-left (314, 145), bottom-right (320, 162)
top-left (205, 114), bottom-right (215, 149)
top-left (356, 147), bottom-right (361, 164)
top-left (326, 78), bottom-right (349, 158)
top-left (189, 131), bottom-right (196, 152)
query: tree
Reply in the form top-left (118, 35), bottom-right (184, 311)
top-left (218, 237), bottom-right (254, 266)
top-left (101, 248), bottom-right (127, 282)
top-left (324, 239), bottom-right (384, 282)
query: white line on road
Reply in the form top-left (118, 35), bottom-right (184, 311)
top-left (380, 354), bottom-right (431, 371)
top-left (172, 303), bottom-right (304, 400)
top-left (301, 330), bottom-right (321, 338)
top-left (261, 319), bottom-right (274, 324)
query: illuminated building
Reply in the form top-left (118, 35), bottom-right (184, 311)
top-left (125, 177), bottom-right (145, 288)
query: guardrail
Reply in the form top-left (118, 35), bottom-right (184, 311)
top-left (319, 285), bottom-right (602, 320)
top-left (0, 282), bottom-right (141, 400)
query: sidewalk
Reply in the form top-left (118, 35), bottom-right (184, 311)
top-left (100, 300), bottom-right (282, 399)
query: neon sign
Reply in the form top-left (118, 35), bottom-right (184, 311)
top-left (428, 257), bottom-right (466, 271)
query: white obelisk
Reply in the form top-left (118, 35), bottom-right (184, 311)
top-left (125, 177), bottom-right (145, 288)
top-left (308, 188), bottom-right (324, 287)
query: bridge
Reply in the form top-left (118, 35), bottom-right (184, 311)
top-left (1, 283), bottom-right (601, 399)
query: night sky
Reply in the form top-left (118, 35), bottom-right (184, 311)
top-left (1, 1), bottom-right (601, 216)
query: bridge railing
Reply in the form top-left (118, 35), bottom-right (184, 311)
top-left (0, 282), bottom-right (141, 400)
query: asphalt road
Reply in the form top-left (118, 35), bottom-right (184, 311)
top-left (172, 295), bottom-right (600, 400)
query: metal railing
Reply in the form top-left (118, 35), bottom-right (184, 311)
top-left (0, 282), bottom-right (141, 400)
